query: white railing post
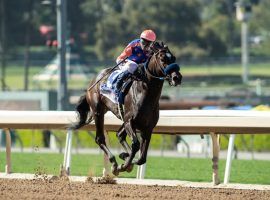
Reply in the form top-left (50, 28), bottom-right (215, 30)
top-left (224, 134), bottom-right (236, 184)
top-left (4, 128), bottom-right (11, 174)
top-left (103, 131), bottom-right (110, 177)
top-left (210, 132), bottom-right (220, 185)
top-left (136, 160), bottom-right (146, 179)
top-left (63, 129), bottom-right (73, 175)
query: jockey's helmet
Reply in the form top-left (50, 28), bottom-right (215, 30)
top-left (140, 30), bottom-right (156, 42)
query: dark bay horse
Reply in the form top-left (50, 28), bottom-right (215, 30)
top-left (71, 41), bottom-right (182, 175)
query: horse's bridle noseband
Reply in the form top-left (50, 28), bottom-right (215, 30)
top-left (144, 48), bottom-right (180, 81)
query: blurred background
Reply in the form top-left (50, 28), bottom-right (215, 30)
top-left (0, 0), bottom-right (270, 156)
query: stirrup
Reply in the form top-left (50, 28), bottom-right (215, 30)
top-left (113, 89), bottom-right (119, 101)
top-left (117, 103), bottom-right (125, 121)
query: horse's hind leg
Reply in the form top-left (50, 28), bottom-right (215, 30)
top-left (94, 111), bottom-right (119, 176)
top-left (117, 124), bottom-right (131, 161)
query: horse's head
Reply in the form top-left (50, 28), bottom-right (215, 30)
top-left (148, 41), bottom-right (182, 86)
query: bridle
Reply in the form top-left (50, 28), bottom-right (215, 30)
top-left (144, 45), bottom-right (179, 82)
top-left (144, 51), bottom-right (168, 81)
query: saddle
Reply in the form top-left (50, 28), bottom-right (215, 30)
top-left (100, 65), bottom-right (146, 119)
top-left (118, 64), bottom-right (147, 102)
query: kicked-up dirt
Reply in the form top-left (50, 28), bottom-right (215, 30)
top-left (0, 177), bottom-right (269, 200)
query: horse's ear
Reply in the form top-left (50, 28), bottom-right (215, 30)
top-left (151, 41), bottom-right (159, 52)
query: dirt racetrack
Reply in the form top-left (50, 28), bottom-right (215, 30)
top-left (0, 178), bottom-right (269, 200)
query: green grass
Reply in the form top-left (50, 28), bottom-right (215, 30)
top-left (0, 152), bottom-right (269, 185)
top-left (13, 130), bottom-right (177, 150)
top-left (2, 62), bottom-right (270, 90)
top-left (3, 66), bottom-right (89, 90)
top-left (13, 130), bottom-right (270, 151)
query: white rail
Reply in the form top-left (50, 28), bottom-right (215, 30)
top-left (1, 110), bottom-right (270, 185)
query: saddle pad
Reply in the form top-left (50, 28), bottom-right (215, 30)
top-left (100, 69), bottom-right (122, 103)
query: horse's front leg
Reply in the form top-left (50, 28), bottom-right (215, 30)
top-left (118, 120), bottom-right (140, 172)
top-left (134, 132), bottom-right (152, 165)
top-left (116, 124), bottom-right (131, 161)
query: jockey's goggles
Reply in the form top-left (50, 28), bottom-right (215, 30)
top-left (140, 38), bottom-right (152, 47)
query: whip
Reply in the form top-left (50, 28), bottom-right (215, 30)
top-left (87, 57), bottom-right (128, 91)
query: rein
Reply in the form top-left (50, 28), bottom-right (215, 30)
top-left (144, 50), bottom-right (179, 81)
top-left (144, 52), bottom-right (168, 81)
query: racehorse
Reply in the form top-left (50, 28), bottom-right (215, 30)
top-left (70, 41), bottom-right (182, 175)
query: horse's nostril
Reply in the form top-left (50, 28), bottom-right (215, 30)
top-left (171, 75), bottom-right (182, 86)
top-left (173, 76), bottom-right (179, 82)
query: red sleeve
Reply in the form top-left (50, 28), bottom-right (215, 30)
top-left (117, 45), bottom-right (132, 62)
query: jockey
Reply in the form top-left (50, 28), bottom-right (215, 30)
top-left (114, 29), bottom-right (156, 103)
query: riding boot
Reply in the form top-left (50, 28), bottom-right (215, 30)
top-left (118, 91), bottom-right (125, 104)
top-left (115, 71), bottom-right (131, 92)
top-left (118, 80), bottom-right (133, 105)
top-left (114, 71), bottom-right (131, 99)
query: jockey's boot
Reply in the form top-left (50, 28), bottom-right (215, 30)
top-left (114, 71), bottom-right (131, 100)
top-left (118, 91), bottom-right (125, 104)
top-left (115, 71), bottom-right (131, 91)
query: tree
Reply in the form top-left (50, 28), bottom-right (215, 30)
top-left (93, 0), bottom-right (205, 60)
top-left (80, 0), bottom-right (104, 46)
top-left (123, 0), bottom-right (202, 45)
top-left (23, 0), bottom-right (35, 91)
top-left (0, 0), bottom-right (7, 90)
top-left (84, 0), bottom-right (129, 60)
top-left (250, 0), bottom-right (270, 50)
top-left (198, 25), bottom-right (227, 57)
top-left (201, 0), bottom-right (237, 54)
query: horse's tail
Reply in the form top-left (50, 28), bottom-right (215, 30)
top-left (69, 94), bottom-right (93, 130)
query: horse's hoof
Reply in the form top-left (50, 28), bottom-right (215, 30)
top-left (135, 158), bottom-right (146, 166)
top-left (119, 152), bottom-right (129, 161)
top-left (111, 168), bottom-right (119, 176)
top-left (126, 163), bottom-right (134, 173)
top-left (112, 170), bottom-right (119, 176)
top-left (117, 164), bottom-right (126, 172)
top-left (111, 165), bottom-right (119, 176)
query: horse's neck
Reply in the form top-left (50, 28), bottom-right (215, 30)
top-left (148, 78), bottom-right (164, 99)
top-left (147, 57), bottom-right (161, 77)
top-left (139, 58), bottom-right (164, 101)
top-left (133, 75), bottom-right (164, 106)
